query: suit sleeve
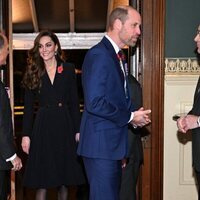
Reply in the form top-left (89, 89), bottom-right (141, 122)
top-left (0, 83), bottom-right (15, 160)
top-left (128, 75), bottom-right (143, 110)
top-left (82, 50), bottom-right (131, 127)
top-left (188, 77), bottom-right (200, 115)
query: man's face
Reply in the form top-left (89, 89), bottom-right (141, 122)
top-left (118, 9), bottom-right (141, 47)
top-left (0, 35), bottom-right (9, 65)
top-left (194, 25), bottom-right (200, 54)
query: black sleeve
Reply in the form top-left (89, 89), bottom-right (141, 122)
top-left (0, 82), bottom-right (15, 160)
top-left (128, 75), bottom-right (143, 110)
top-left (67, 63), bottom-right (81, 134)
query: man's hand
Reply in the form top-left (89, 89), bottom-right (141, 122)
top-left (177, 115), bottom-right (199, 133)
top-left (21, 136), bottom-right (31, 154)
top-left (75, 133), bottom-right (80, 142)
top-left (121, 159), bottom-right (127, 168)
top-left (130, 107), bottom-right (151, 127)
top-left (177, 117), bottom-right (186, 133)
top-left (11, 156), bottom-right (22, 171)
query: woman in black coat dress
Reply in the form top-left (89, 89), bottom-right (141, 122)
top-left (21, 30), bottom-right (85, 200)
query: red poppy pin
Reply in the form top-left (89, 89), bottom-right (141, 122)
top-left (57, 66), bottom-right (63, 74)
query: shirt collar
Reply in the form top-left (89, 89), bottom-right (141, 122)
top-left (105, 35), bottom-right (120, 54)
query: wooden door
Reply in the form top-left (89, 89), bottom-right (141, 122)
top-left (133, 0), bottom-right (165, 199)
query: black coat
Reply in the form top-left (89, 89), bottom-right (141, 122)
top-left (120, 74), bottom-right (144, 200)
top-left (22, 62), bottom-right (85, 188)
top-left (127, 75), bottom-right (143, 163)
top-left (189, 76), bottom-right (200, 171)
top-left (0, 81), bottom-right (15, 170)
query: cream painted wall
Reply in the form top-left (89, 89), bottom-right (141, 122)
top-left (164, 75), bottom-right (199, 200)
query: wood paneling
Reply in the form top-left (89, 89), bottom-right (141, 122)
top-left (140, 0), bottom-right (165, 199)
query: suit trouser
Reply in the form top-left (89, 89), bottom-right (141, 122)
top-left (120, 159), bottom-right (141, 200)
top-left (195, 170), bottom-right (200, 200)
top-left (0, 170), bottom-right (8, 200)
top-left (83, 157), bottom-right (121, 200)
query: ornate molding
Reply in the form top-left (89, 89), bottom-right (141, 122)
top-left (12, 32), bottom-right (105, 50)
top-left (165, 58), bottom-right (200, 74)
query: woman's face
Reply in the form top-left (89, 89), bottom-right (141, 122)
top-left (38, 36), bottom-right (58, 62)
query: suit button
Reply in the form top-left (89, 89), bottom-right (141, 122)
top-left (58, 103), bottom-right (62, 107)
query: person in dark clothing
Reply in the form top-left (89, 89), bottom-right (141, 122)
top-left (21, 30), bottom-right (85, 200)
top-left (120, 74), bottom-right (144, 200)
top-left (177, 24), bottom-right (200, 200)
top-left (0, 32), bottom-right (22, 200)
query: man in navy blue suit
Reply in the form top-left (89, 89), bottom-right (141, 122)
top-left (77, 6), bottom-right (151, 200)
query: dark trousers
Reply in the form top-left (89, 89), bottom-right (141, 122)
top-left (195, 170), bottom-right (200, 200)
top-left (83, 157), bottom-right (121, 200)
top-left (0, 170), bottom-right (8, 200)
top-left (120, 159), bottom-right (141, 200)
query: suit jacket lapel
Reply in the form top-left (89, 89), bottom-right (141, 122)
top-left (101, 37), bottom-right (124, 82)
top-left (101, 37), bottom-right (131, 104)
top-left (194, 76), bottom-right (200, 99)
top-left (190, 76), bottom-right (200, 115)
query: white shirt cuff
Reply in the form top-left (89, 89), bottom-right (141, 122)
top-left (128, 112), bottom-right (135, 123)
top-left (6, 154), bottom-right (17, 162)
top-left (129, 112), bottom-right (137, 128)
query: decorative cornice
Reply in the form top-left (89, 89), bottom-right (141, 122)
top-left (12, 32), bottom-right (105, 50)
top-left (165, 58), bottom-right (200, 75)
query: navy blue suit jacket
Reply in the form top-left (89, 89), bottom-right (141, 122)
top-left (77, 37), bottom-right (134, 160)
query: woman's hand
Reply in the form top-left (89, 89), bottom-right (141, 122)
top-left (21, 136), bottom-right (31, 154)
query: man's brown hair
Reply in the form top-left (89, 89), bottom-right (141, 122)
top-left (108, 6), bottom-right (130, 31)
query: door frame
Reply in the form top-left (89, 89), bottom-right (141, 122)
top-left (139, 0), bottom-right (165, 199)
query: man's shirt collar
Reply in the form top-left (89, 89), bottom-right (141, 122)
top-left (105, 35), bottom-right (120, 54)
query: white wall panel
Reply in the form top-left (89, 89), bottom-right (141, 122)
top-left (164, 75), bottom-right (199, 200)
